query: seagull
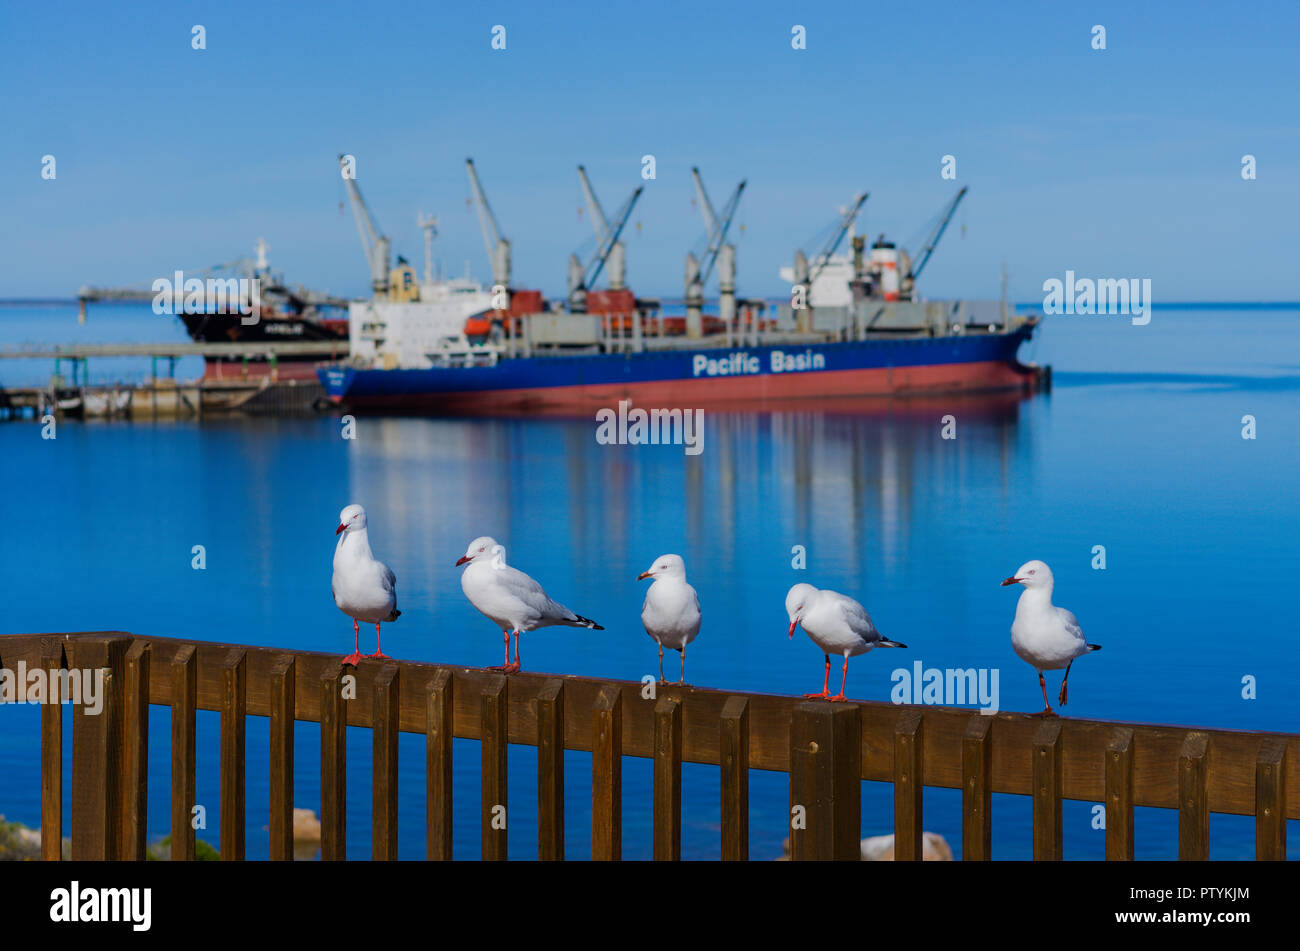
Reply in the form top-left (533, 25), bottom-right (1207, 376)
top-left (785, 582), bottom-right (905, 701)
top-left (331, 504), bottom-right (400, 666)
top-left (637, 554), bottom-right (701, 684)
top-left (456, 536), bottom-right (604, 673)
top-left (1001, 559), bottom-right (1101, 716)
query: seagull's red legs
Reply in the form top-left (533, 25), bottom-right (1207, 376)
top-left (342, 619), bottom-right (363, 667)
top-left (803, 654), bottom-right (832, 699)
top-left (488, 630), bottom-right (511, 670)
top-left (490, 629), bottom-right (522, 673)
top-left (1032, 670), bottom-right (1057, 716)
top-left (367, 621), bottom-right (390, 659)
top-left (828, 657), bottom-right (850, 702)
top-left (1058, 660), bottom-right (1073, 706)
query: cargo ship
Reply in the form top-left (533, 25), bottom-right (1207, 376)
top-left (320, 318), bottom-right (1042, 413)
top-left (178, 241), bottom-right (349, 380)
top-left (319, 164), bottom-right (1047, 413)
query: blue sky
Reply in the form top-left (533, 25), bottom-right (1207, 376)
top-left (2, 0), bottom-right (1297, 301)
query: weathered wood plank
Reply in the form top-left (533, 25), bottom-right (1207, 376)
top-left (789, 702), bottom-right (861, 860)
top-left (268, 655), bottom-right (295, 861)
top-left (1255, 737), bottom-right (1287, 860)
top-left (169, 644), bottom-right (197, 861)
top-left (319, 664), bottom-right (347, 861)
top-left (719, 696), bottom-right (750, 861)
top-left (372, 664), bottom-right (400, 860)
top-left (592, 685), bottom-right (622, 861)
top-left (219, 648), bottom-right (247, 861)
top-left (1178, 732), bottom-right (1210, 860)
top-left (121, 639), bottom-right (151, 861)
top-left (893, 709), bottom-right (924, 861)
top-left (70, 636), bottom-right (127, 860)
top-left (1105, 727), bottom-right (1134, 861)
top-left (426, 669), bottom-right (453, 861)
top-left (653, 695), bottom-right (682, 861)
top-left (961, 715), bottom-right (992, 861)
top-left (1032, 719), bottom-right (1063, 861)
top-left (481, 675), bottom-right (508, 861)
top-left (536, 679), bottom-right (565, 861)
top-left (40, 638), bottom-right (65, 861)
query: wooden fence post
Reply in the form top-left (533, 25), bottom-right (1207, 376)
top-left (789, 701), bottom-right (861, 860)
top-left (426, 669), bottom-right (454, 861)
top-left (268, 655), bottom-right (296, 861)
top-left (70, 636), bottom-right (128, 860)
top-left (592, 685), bottom-right (622, 860)
top-left (40, 638), bottom-right (66, 861)
top-left (219, 648), bottom-right (247, 860)
top-left (481, 676), bottom-right (509, 861)
top-left (537, 679), bottom-right (565, 861)
top-left (719, 697), bottom-right (750, 861)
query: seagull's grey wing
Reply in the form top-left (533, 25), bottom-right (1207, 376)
top-left (382, 563), bottom-right (396, 593)
top-left (498, 565), bottom-right (577, 620)
top-left (828, 592), bottom-right (880, 640)
top-left (1058, 607), bottom-right (1086, 644)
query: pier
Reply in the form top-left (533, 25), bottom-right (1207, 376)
top-left (0, 341), bottom-right (344, 420)
top-left (1, 632), bottom-right (1292, 860)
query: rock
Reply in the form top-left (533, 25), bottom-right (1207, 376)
top-left (860, 831), bottom-right (953, 861)
top-left (293, 808), bottom-right (321, 843)
top-left (0, 815), bottom-right (67, 861)
top-left (778, 831), bottom-right (954, 861)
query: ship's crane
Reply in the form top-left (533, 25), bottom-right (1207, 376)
top-left (801, 192), bottom-right (868, 287)
top-left (569, 166), bottom-right (643, 306)
top-left (691, 167), bottom-right (745, 287)
top-left (465, 158), bottom-right (510, 289)
top-left (901, 185), bottom-right (968, 298)
top-left (338, 154), bottom-right (391, 296)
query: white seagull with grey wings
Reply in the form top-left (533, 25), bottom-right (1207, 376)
top-left (785, 582), bottom-right (905, 701)
top-left (331, 503), bottom-right (399, 666)
top-left (637, 554), bottom-right (701, 684)
top-left (457, 536), bottom-right (604, 672)
top-left (1001, 559), bottom-right (1101, 716)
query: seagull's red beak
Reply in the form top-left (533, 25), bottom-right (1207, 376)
top-left (636, 570), bottom-right (652, 580)
top-left (455, 555), bottom-right (470, 566)
top-left (335, 524), bottom-right (346, 535)
top-left (1000, 576), bottom-right (1021, 586)
top-left (788, 619), bottom-right (798, 639)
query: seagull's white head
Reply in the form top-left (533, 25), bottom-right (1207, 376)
top-left (785, 583), bottom-right (818, 638)
top-left (1001, 559), bottom-right (1052, 590)
top-left (637, 553), bottom-right (686, 581)
top-left (456, 536), bottom-right (500, 567)
top-left (336, 503), bottom-right (366, 535)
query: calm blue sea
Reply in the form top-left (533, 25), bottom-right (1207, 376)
top-left (2, 301), bottom-right (1298, 859)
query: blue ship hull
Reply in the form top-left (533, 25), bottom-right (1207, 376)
top-left (318, 323), bottom-right (1040, 414)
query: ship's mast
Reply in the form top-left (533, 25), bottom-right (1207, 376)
top-left (418, 213), bottom-right (439, 283)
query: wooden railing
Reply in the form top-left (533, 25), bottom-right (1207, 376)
top-left (0, 632), bottom-right (1294, 860)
